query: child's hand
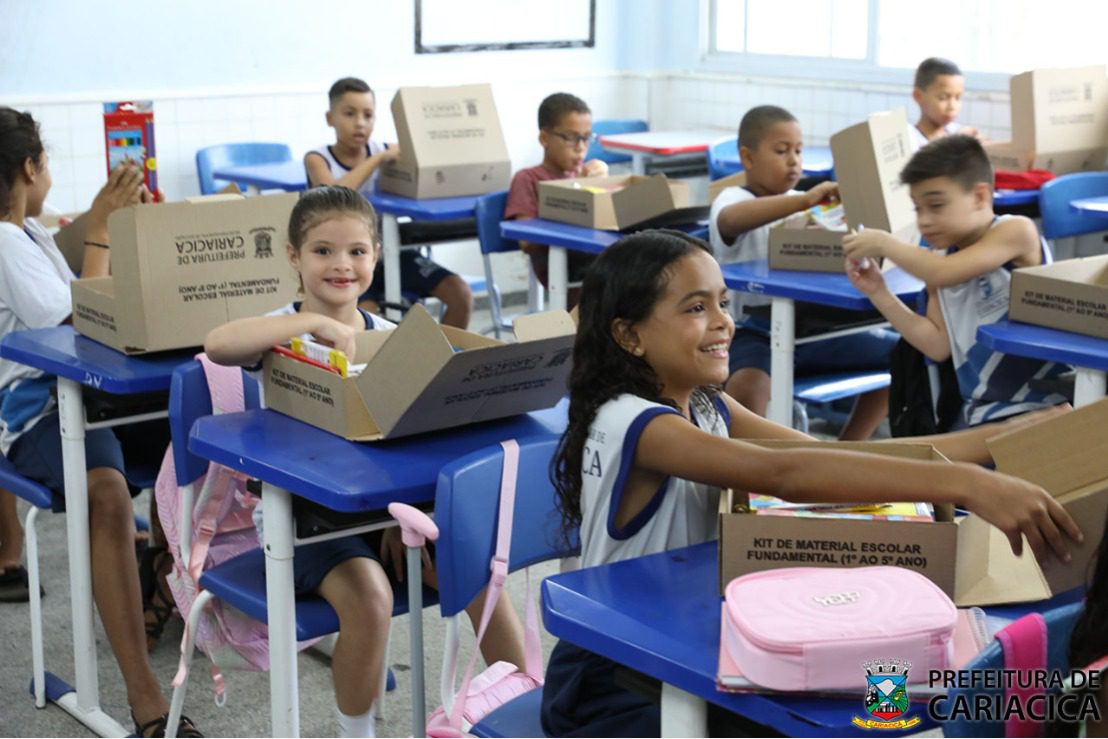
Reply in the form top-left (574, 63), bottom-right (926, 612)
top-left (966, 467), bottom-right (1083, 564)
top-left (845, 255), bottom-right (885, 296)
top-left (842, 228), bottom-right (895, 260)
top-left (308, 316), bottom-right (358, 360)
top-left (804, 181), bottom-right (839, 208)
top-left (139, 186), bottom-right (165, 204)
top-left (89, 162), bottom-right (144, 222)
top-left (581, 159), bottom-right (609, 178)
top-left (381, 145), bottom-right (401, 161)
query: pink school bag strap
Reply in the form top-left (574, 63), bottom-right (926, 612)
top-left (445, 439), bottom-right (543, 731)
top-left (996, 613), bottom-right (1047, 738)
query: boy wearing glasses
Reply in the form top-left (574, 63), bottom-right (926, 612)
top-left (505, 92), bottom-right (608, 305)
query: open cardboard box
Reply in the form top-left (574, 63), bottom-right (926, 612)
top-left (720, 401), bottom-right (1108, 606)
top-left (378, 84), bottom-right (511, 199)
top-left (1008, 254), bottom-right (1108, 340)
top-left (538, 174), bottom-right (698, 231)
top-left (985, 65), bottom-right (1108, 175)
top-left (71, 192), bottom-right (299, 354)
top-left (263, 304), bottom-right (575, 441)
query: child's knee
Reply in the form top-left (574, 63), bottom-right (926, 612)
top-left (435, 275), bottom-right (473, 307)
top-left (86, 468), bottom-right (133, 524)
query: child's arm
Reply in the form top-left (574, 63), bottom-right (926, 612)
top-left (723, 393), bottom-right (812, 441)
top-left (635, 413), bottom-right (1081, 563)
top-left (80, 163), bottom-right (145, 278)
top-left (204, 313), bottom-right (358, 368)
top-left (580, 159), bottom-right (609, 178)
top-left (304, 146), bottom-right (401, 191)
top-left (896, 404), bottom-right (1071, 465)
top-left (715, 181), bottom-right (838, 244)
top-left (846, 262), bottom-right (952, 361)
top-left (842, 217), bottom-right (1041, 288)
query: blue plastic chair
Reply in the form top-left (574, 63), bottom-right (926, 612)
top-left (586, 119), bottom-right (649, 166)
top-left (792, 371), bottom-right (892, 433)
top-left (708, 137), bottom-right (742, 181)
top-left (939, 601), bottom-right (1084, 737)
top-left (164, 360), bottom-right (424, 734)
top-left (432, 435), bottom-right (579, 738)
top-left (476, 192), bottom-right (544, 339)
top-left (1038, 171), bottom-right (1108, 240)
top-left (195, 143), bottom-right (294, 195)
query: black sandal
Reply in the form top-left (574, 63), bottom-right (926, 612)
top-left (133, 711), bottom-right (203, 738)
top-left (139, 546), bottom-right (176, 651)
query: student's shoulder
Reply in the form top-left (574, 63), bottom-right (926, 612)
top-left (976, 214), bottom-right (1040, 251)
top-left (509, 164), bottom-right (551, 187)
top-left (711, 186), bottom-right (756, 208)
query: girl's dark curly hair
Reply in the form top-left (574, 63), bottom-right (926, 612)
top-left (0, 107), bottom-right (45, 219)
top-left (552, 228), bottom-right (714, 547)
top-left (1069, 509), bottom-right (1108, 670)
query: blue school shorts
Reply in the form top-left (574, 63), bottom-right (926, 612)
top-left (728, 318), bottom-right (899, 377)
top-left (360, 250), bottom-right (456, 304)
top-left (292, 529), bottom-right (435, 595)
top-left (7, 412), bottom-right (127, 512)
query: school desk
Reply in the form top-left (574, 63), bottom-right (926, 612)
top-left (712, 144), bottom-right (836, 179)
top-left (721, 260), bottom-right (924, 427)
top-left (1069, 195), bottom-right (1108, 219)
top-left (0, 326), bottom-right (190, 737)
top-left (188, 403), bottom-right (567, 737)
top-left (978, 319), bottom-right (1108, 406)
top-left (542, 540), bottom-right (1084, 738)
top-left (211, 160), bottom-right (309, 192)
top-left (994, 188), bottom-right (1039, 209)
top-left (599, 129), bottom-right (731, 175)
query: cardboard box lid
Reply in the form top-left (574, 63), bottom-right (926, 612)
top-left (1010, 65), bottom-right (1108, 151)
top-left (1014, 253), bottom-right (1108, 286)
top-left (389, 84), bottom-right (510, 167)
top-left (988, 398), bottom-right (1108, 498)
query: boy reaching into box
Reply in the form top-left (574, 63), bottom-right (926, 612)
top-left (844, 134), bottom-right (1071, 427)
top-left (305, 77), bottom-right (473, 329)
top-left (710, 105), bottom-right (897, 440)
top-left (505, 92), bottom-right (609, 308)
top-left (910, 57), bottom-right (979, 151)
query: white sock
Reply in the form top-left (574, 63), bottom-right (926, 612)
top-left (337, 706), bottom-right (375, 738)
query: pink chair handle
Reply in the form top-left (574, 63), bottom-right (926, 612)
top-left (388, 502), bottom-right (439, 547)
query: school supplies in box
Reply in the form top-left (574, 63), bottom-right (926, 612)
top-left (103, 101), bottom-right (158, 196)
top-left (719, 567), bottom-right (958, 693)
top-left (290, 337), bottom-right (351, 377)
top-left (747, 493), bottom-right (934, 522)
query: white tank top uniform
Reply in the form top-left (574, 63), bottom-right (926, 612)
top-left (909, 122), bottom-right (961, 152)
top-left (936, 216), bottom-right (1070, 426)
top-left (578, 391), bottom-right (731, 569)
top-left (306, 141), bottom-right (387, 198)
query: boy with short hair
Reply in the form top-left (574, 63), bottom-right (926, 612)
top-left (505, 92), bottom-right (608, 305)
top-left (844, 134), bottom-right (1070, 427)
top-left (911, 57), bottom-right (978, 151)
top-left (305, 77), bottom-right (473, 328)
top-left (710, 105), bottom-right (896, 440)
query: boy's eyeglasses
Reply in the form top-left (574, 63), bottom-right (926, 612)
top-left (550, 131), bottom-right (597, 148)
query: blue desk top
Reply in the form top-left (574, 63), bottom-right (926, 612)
top-left (189, 402), bottom-right (568, 512)
top-left (500, 218), bottom-right (620, 254)
top-left (0, 327), bottom-right (191, 394)
top-left (366, 190), bottom-right (480, 221)
top-left (212, 161), bottom-right (308, 192)
top-left (994, 189), bottom-right (1038, 208)
top-left (1071, 196), bottom-right (1108, 219)
top-left (542, 541), bottom-right (933, 737)
top-left (978, 319), bottom-right (1108, 372)
top-left (721, 259), bottom-right (924, 310)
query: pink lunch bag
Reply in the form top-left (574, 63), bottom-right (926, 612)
top-left (722, 566), bottom-right (957, 691)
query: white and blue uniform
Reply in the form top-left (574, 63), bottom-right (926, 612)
top-left (305, 141), bottom-right (387, 199)
top-left (937, 216), bottom-right (1070, 426)
top-left (909, 122), bottom-right (961, 152)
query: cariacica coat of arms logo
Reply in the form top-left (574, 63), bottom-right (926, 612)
top-left (852, 659), bottom-right (921, 730)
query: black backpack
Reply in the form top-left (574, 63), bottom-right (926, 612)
top-left (888, 338), bottom-right (963, 436)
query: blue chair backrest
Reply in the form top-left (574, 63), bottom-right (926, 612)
top-left (1038, 171), bottom-right (1108, 240)
top-left (475, 191), bottom-right (518, 256)
top-left (169, 360), bottom-right (261, 486)
top-left (433, 435), bottom-right (579, 618)
top-left (708, 137), bottom-right (741, 180)
top-left (195, 143), bottom-right (294, 195)
top-left (940, 601), bottom-right (1084, 737)
top-left (586, 119), bottom-right (649, 165)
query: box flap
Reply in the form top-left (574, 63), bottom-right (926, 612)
top-left (183, 193), bottom-right (246, 203)
top-left (953, 514), bottom-right (1049, 606)
top-left (355, 328), bottom-right (396, 364)
top-left (512, 311), bottom-right (576, 342)
top-left (609, 175), bottom-right (677, 229)
top-left (988, 398), bottom-right (1108, 496)
top-left (359, 303), bottom-right (455, 435)
top-left (1044, 484), bottom-right (1108, 595)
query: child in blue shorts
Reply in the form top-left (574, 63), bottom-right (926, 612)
top-left (709, 105), bottom-right (897, 439)
top-left (304, 77), bottom-right (473, 328)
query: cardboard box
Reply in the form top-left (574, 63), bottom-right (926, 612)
top-left (1008, 255), bottom-right (1108, 340)
top-left (71, 193), bottom-right (299, 354)
top-left (719, 404), bottom-right (1108, 606)
top-left (984, 141), bottom-right (1107, 177)
top-left (708, 171), bottom-right (747, 203)
top-left (538, 174), bottom-right (693, 230)
top-left (262, 304), bottom-right (575, 441)
top-left (830, 109), bottom-right (918, 243)
top-left (378, 84), bottom-right (511, 199)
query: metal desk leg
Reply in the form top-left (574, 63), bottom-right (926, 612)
top-left (630, 152), bottom-right (646, 176)
top-left (262, 483), bottom-right (299, 737)
top-left (660, 683), bottom-right (708, 738)
top-left (767, 297), bottom-right (796, 427)
top-left (407, 547), bottom-right (426, 737)
top-left (548, 246), bottom-right (568, 312)
top-left (1074, 368), bottom-right (1107, 407)
top-left (382, 213), bottom-right (402, 322)
top-left (56, 377), bottom-right (128, 736)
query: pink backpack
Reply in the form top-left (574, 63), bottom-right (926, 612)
top-left (425, 440), bottom-right (544, 737)
top-left (155, 355), bottom-right (314, 703)
top-left (722, 566), bottom-right (957, 691)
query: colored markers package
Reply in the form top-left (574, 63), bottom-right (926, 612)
top-left (103, 101), bottom-right (157, 196)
